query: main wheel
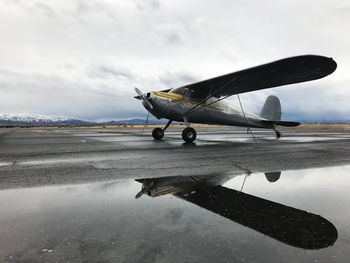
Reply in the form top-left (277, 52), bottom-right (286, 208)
top-left (152, 127), bottom-right (164, 140)
top-left (182, 127), bottom-right (196, 143)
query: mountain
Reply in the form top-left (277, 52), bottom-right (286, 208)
top-left (0, 114), bottom-right (89, 125)
top-left (102, 118), bottom-right (166, 125)
top-left (3, 114), bottom-right (347, 127)
top-left (0, 114), bottom-right (166, 126)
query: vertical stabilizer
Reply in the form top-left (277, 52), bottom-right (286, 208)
top-left (260, 95), bottom-right (281, 121)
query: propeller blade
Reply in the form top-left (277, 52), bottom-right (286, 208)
top-left (134, 87), bottom-right (153, 109)
top-left (134, 87), bottom-right (143, 97)
top-left (135, 181), bottom-right (154, 199)
top-left (135, 190), bottom-right (145, 199)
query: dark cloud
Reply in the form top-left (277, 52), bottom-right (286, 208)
top-left (4, 0), bottom-right (57, 18)
top-left (166, 32), bottom-right (183, 45)
top-left (133, 0), bottom-right (160, 10)
top-left (87, 64), bottom-right (134, 80)
top-left (156, 24), bottom-right (186, 46)
top-left (65, 0), bottom-right (120, 23)
top-left (34, 3), bottom-right (57, 18)
top-left (158, 71), bottom-right (200, 88)
top-left (221, 51), bottom-right (238, 64)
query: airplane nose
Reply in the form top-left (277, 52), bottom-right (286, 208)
top-left (134, 88), bottom-right (153, 109)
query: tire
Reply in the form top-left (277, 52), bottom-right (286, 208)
top-left (276, 131), bottom-right (281, 139)
top-left (182, 127), bottom-right (196, 143)
top-left (152, 127), bottom-right (164, 140)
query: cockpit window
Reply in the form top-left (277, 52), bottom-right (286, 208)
top-left (170, 87), bottom-right (208, 100)
top-left (169, 87), bottom-right (187, 96)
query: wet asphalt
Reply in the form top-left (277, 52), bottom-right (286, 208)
top-left (0, 127), bottom-right (350, 262)
top-left (0, 127), bottom-right (350, 189)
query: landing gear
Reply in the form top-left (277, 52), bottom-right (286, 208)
top-left (151, 120), bottom-right (173, 140)
top-left (182, 127), bottom-right (197, 143)
top-left (273, 127), bottom-right (281, 138)
top-left (152, 127), bottom-right (164, 140)
top-left (151, 120), bottom-right (197, 143)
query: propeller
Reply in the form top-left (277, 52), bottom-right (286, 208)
top-left (135, 181), bottom-right (154, 199)
top-left (134, 87), bottom-right (153, 110)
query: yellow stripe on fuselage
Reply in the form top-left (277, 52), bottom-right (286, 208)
top-left (153, 187), bottom-right (183, 197)
top-left (152, 91), bottom-right (183, 100)
top-left (152, 91), bottom-right (224, 111)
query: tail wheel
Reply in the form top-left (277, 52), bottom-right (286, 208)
top-left (276, 131), bottom-right (281, 138)
top-left (152, 128), bottom-right (164, 140)
top-left (182, 127), bottom-right (196, 143)
top-left (273, 127), bottom-right (281, 139)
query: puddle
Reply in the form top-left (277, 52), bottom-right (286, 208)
top-left (0, 165), bottom-right (349, 262)
top-left (0, 161), bottom-right (13, 167)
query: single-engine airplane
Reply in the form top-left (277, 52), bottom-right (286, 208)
top-left (135, 55), bottom-right (337, 143)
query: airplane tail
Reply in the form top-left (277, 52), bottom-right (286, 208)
top-left (260, 95), bottom-right (282, 121)
top-left (260, 96), bottom-right (300, 127)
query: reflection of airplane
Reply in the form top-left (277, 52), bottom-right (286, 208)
top-left (135, 173), bottom-right (338, 250)
top-left (135, 55), bottom-right (337, 142)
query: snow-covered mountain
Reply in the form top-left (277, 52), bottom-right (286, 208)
top-left (0, 114), bottom-right (166, 126)
top-left (0, 114), bottom-right (89, 125)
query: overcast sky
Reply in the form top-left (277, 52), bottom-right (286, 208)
top-left (0, 0), bottom-right (349, 121)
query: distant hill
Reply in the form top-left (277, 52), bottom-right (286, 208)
top-left (1, 114), bottom-right (347, 127)
top-left (0, 114), bottom-right (166, 126)
top-left (101, 118), bottom-right (166, 125)
top-left (0, 114), bottom-right (89, 126)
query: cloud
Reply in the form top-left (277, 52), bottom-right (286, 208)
top-left (0, 0), bottom-right (349, 121)
top-left (158, 70), bottom-right (200, 88)
top-left (220, 51), bottom-right (238, 64)
top-left (34, 3), bottom-right (57, 18)
top-left (132, 0), bottom-right (160, 11)
top-left (0, 69), bottom-right (144, 121)
top-left (155, 23), bottom-right (186, 46)
top-left (87, 64), bottom-right (134, 80)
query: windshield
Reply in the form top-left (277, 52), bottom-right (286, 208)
top-left (170, 87), bottom-right (187, 95)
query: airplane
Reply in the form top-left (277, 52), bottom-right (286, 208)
top-left (134, 55), bottom-right (337, 142)
top-left (135, 172), bottom-right (338, 249)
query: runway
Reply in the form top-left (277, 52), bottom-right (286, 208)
top-left (0, 127), bottom-right (350, 262)
top-left (0, 127), bottom-right (350, 189)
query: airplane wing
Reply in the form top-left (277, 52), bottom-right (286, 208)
top-left (136, 176), bottom-right (337, 249)
top-left (174, 183), bottom-right (338, 249)
top-left (180, 55), bottom-right (337, 97)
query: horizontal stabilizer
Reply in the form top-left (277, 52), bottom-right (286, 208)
top-left (262, 120), bottom-right (300, 127)
top-left (274, 120), bottom-right (300, 127)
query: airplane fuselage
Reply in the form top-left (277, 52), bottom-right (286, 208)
top-left (143, 91), bottom-right (273, 129)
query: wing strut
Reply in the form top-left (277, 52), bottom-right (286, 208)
top-left (141, 112), bottom-right (150, 136)
top-left (237, 94), bottom-right (259, 146)
top-left (240, 174), bottom-right (249, 192)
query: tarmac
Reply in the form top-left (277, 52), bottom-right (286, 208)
top-left (1, 126), bottom-right (350, 262)
top-left (0, 126), bottom-right (350, 189)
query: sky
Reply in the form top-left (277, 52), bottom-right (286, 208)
top-left (0, 0), bottom-right (349, 122)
